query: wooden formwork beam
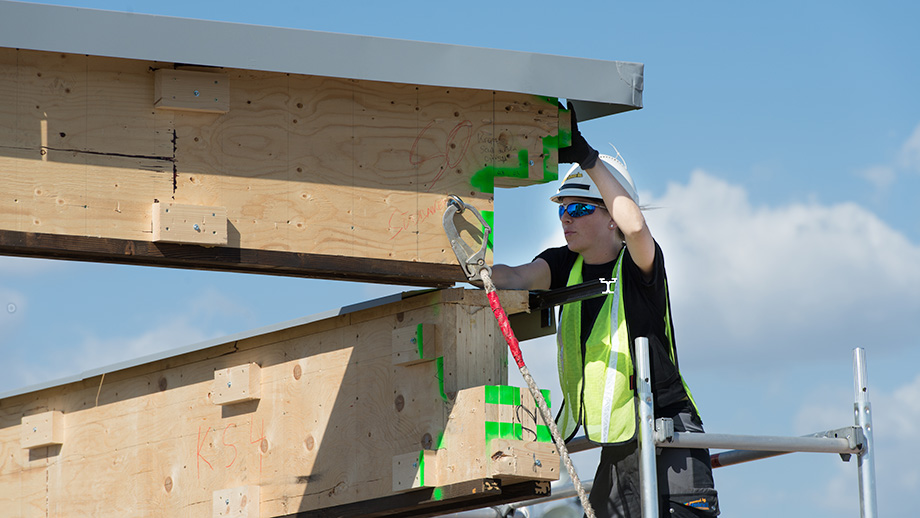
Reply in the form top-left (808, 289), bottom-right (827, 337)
top-left (0, 288), bottom-right (558, 517)
top-left (0, 47), bottom-right (564, 284)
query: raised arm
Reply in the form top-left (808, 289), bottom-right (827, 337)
top-left (584, 160), bottom-right (655, 275)
top-left (560, 103), bottom-right (655, 276)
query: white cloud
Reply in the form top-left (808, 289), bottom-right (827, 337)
top-left (7, 286), bottom-right (251, 391)
top-left (10, 312), bottom-right (223, 391)
top-left (857, 121), bottom-right (920, 193)
top-left (857, 165), bottom-right (896, 195)
top-left (645, 170), bottom-right (920, 367)
top-left (795, 372), bottom-right (920, 515)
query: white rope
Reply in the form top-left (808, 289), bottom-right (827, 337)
top-left (480, 270), bottom-right (595, 518)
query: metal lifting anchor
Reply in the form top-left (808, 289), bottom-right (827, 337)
top-left (442, 195), bottom-right (492, 282)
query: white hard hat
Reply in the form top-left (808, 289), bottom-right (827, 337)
top-left (550, 153), bottom-right (639, 206)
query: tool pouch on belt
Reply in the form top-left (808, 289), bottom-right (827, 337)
top-left (665, 489), bottom-right (720, 518)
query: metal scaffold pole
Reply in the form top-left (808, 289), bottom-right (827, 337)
top-left (635, 337), bottom-right (659, 518)
top-left (854, 347), bottom-right (878, 518)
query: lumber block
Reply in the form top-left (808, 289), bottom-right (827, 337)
top-left (437, 385), bottom-right (558, 486)
top-left (212, 485), bottom-right (259, 517)
top-left (392, 323), bottom-right (436, 366)
top-left (20, 410), bottom-right (64, 449)
top-left (0, 288), bottom-right (542, 517)
top-left (152, 202), bottom-right (229, 246)
top-left (488, 439), bottom-right (558, 480)
top-left (155, 69), bottom-right (230, 114)
top-left (212, 363), bottom-right (261, 405)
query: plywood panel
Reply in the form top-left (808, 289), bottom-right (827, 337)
top-left (0, 48), bottom-right (561, 283)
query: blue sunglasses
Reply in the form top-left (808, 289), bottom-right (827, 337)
top-left (558, 202), bottom-right (603, 219)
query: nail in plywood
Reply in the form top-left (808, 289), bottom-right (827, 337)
top-left (21, 410), bottom-right (64, 449)
top-left (155, 69), bottom-right (230, 114)
top-left (152, 202), bottom-right (228, 246)
top-left (212, 363), bottom-right (261, 405)
top-left (212, 485), bottom-right (259, 517)
top-left (392, 323), bottom-right (436, 366)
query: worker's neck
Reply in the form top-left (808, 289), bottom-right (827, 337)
top-left (580, 242), bottom-right (623, 265)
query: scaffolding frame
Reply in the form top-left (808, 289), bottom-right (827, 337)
top-left (633, 340), bottom-right (878, 517)
top-left (518, 344), bottom-right (878, 518)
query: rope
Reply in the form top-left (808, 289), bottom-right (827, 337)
top-left (480, 269), bottom-right (596, 518)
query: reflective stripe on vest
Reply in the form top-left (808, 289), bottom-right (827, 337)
top-left (556, 253), bottom-right (637, 445)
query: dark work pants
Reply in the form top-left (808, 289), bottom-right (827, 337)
top-left (586, 412), bottom-right (720, 518)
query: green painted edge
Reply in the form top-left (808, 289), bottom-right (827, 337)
top-left (536, 425), bottom-right (552, 443)
top-left (513, 422), bottom-right (523, 440)
top-left (470, 149), bottom-right (530, 194)
top-left (418, 449), bottom-right (425, 487)
top-left (542, 134), bottom-right (560, 183)
top-left (436, 431), bottom-right (446, 450)
top-left (482, 210), bottom-right (494, 251)
top-left (416, 323), bottom-right (424, 359)
top-left (542, 96), bottom-right (561, 183)
top-left (436, 357), bottom-right (448, 401)
top-left (541, 389), bottom-right (551, 410)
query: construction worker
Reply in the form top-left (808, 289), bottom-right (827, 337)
top-left (487, 105), bottom-right (719, 517)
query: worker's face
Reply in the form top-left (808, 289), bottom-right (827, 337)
top-left (558, 197), bottom-right (615, 254)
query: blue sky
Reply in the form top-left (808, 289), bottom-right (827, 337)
top-left (2, 1), bottom-right (918, 516)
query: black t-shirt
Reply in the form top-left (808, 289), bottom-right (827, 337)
top-left (536, 243), bottom-right (692, 417)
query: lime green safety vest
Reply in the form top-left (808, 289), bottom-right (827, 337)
top-left (556, 253), bottom-right (699, 445)
top-left (556, 253), bottom-right (636, 445)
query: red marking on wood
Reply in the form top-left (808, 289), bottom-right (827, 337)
top-left (197, 426), bottom-right (214, 479)
top-left (388, 197), bottom-right (450, 240)
top-left (222, 423), bottom-right (238, 468)
top-left (409, 120), bottom-right (474, 192)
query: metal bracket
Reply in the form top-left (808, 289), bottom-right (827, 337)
top-left (442, 195), bottom-right (492, 282)
top-left (654, 417), bottom-right (674, 443)
top-left (811, 426), bottom-right (864, 462)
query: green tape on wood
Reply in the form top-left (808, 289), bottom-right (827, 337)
top-left (485, 385), bottom-right (500, 405)
top-left (485, 420), bottom-right (500, 444)
top-left (485, 385), bottom-right (522, 406)
top-left (501, 385), bottom-right (517, 406)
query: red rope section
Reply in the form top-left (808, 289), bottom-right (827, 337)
top-left (486, 290), bottom-right (526, 369)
